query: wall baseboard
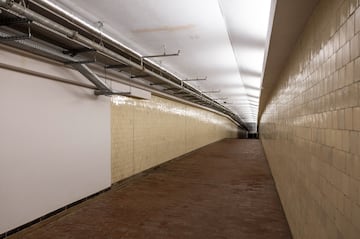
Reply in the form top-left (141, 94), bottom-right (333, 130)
top-left (1, 138), bottom-right (233, 238)
top-left (0, 187), bottom-right (110, 239)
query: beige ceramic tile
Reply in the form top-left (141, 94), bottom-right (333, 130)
top-left (260, 0), bottom-right (360, 237)
top-left (111, 95), bottom-right (239, 183)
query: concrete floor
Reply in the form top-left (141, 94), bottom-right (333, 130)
top-left (10, 139), bottom-right (291, 239)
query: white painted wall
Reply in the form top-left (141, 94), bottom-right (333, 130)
top-left (0, 48), bottom-right (111, 234)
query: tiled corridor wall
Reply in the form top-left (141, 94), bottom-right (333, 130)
top-left (111, 95), bottom-right (239, 183)
top-left (260, 0), bottom-right (360, 238)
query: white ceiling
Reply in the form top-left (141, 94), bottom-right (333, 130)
top-left (259, 0), bottom-right (320, 120)
top-left (54, 0), bottom-right (272, 123)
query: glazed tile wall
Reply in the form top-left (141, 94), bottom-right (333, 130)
top-left (111, 95), bottom-right (239, 183)
top-left (260, 0), bottom-right (360, 238)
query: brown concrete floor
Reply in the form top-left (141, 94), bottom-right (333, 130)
top-left (10, 139), bottom-right (292, 239)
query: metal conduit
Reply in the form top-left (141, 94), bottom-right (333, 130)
top-left (0, 20), bottom-right (243, 126)
top-left (0, 0), bottom-right (246, 128)
top-left (0, 42), bottom-right (240, 126)
top-left (29, 0), bottom-right (190, 87)
top-left (0, 1), bottom-right (191, 92)
top-left (71, 64), bottom-right (110, 91)
top-left (0, 28), bottom-right (112, 92)
top-left (26, 0), bottom-right (243, 119)
top-left (0, 28), bottom-right (240, 125)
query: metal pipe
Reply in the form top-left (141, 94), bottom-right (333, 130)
top-left (0, 1), bottom-right (185, 91)
top-left (0, 32), bottom-right (244, 129)
top-left (93, 69), bottom-right (241, 127)
top-left (201, 90), bottom-right (221, 94)
top-left (183, 77), bottom-right (207, 82)
top-left (71, 64), bottom-right (110, 91)
top-left (29, 0), bottom-right (141, 58)
top-left (0, 29), bottom-right (82, 62)
top-left (28, 0), bottom-right (241, 120)
top-left (1, 0), bottom-right (246, 128)
top-left (0, 61), bottom-right (96, 89)
top-left (130, 74), bottom-right (150, 79)
top-left (15, 1), bottom-right (181, 88)
top-left (105, 64), bottom-right (128, 69)
top-left (0, 29), bottom-right (111, 91)
top-left (142, 50), bottom-right (180, 58)
top-left (29, 0), bottom-right (184, 82)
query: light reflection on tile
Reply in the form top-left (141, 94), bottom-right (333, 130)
top-left (111, 95), bottom-right (240, 183)
top-left (260, 0), bottom-right (360, 238)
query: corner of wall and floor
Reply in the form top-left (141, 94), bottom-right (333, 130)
top-left (110, 95), bottom-right (240, 183)
top-left (0, 45), bottom-right (241, 236)
top-left (260, 0), bottom-right (360, 238)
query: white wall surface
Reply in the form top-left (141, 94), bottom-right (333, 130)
top-left (0, 48), bottom-right (111, 234)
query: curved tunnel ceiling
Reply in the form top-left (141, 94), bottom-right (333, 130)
top-left (52, 0), bottom-right (272, 126)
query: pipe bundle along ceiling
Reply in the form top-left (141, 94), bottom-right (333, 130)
top-left (0, 0), bottom-right (273, 132)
